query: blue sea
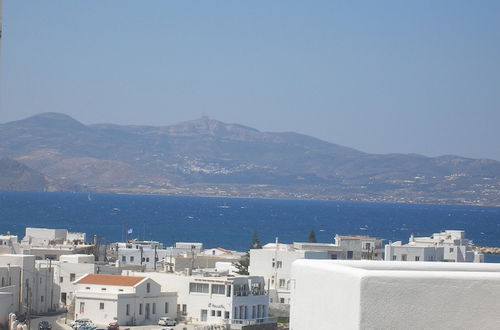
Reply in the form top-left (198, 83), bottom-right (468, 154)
top-left (1, 191), bottom-right (499, 262)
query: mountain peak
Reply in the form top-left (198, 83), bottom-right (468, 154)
top-left (7, 112), bottom-right (88, 130)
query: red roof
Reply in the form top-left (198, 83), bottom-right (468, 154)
top-left (76, 274), bottom-right (145, 286)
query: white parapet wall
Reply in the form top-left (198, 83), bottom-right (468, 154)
top-left (289, 260), bottom-right (500, 330)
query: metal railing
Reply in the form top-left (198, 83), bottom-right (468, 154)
top-left (223, 316), bottom-right (277, 325)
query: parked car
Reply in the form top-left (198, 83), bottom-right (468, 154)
top-left (38, 321), bottom-right (52, 330)
top-left (107, 322), bottom-right (119, 330)
top-left (71, 319), bottom-right (95, 330)
top-left (158, 317), bottom-right (176, 326)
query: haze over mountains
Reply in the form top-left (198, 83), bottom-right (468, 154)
top-left (1, 113), bottom-right (499, 206)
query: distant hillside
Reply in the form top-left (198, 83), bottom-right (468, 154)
top-left (0, 157), bottom-right (84, 192)
top-left (0, 113), bottom-right (499, 205)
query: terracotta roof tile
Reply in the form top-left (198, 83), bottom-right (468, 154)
top-left (76, 274), bottom-right (145, 286)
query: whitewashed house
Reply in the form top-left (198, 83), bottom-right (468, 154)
top-left (289, 260), bottom-right (500, 330)
top-left (114, 241), bottom-right (205, 271)
top-left (0, 234), bottom-right (20, 254)
top-left (0, 254), bottom-right (58, 314)
top-left (20, 227), bottom-right (93, 260)
top-left (0, 263), bottom-right (21, 325)
top-left (73, 274), bottom-right (177, 326)
top-left (125, 271), bottom-right (271, 328)
top-left (249, 235), bottom-right (383, 306)
top-left (54, 254), bottom-right (121, 308)
top-left (384, 230), bottom-right (483, 262)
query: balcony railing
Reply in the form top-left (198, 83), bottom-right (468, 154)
top-left (223, 317), bottom-right (277, 326)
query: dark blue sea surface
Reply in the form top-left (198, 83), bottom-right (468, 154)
top-left (0, 191), bottom-right (499, 261)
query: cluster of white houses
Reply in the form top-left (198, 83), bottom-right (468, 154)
top-left (0, 227), bottom-right (489, 329)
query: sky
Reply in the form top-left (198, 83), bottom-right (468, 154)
top-left (1, 1), bottom-right (499, 160)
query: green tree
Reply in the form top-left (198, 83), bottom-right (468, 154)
top-left (234, 231), bottom-right (262, 275)
top-left (250, 231), bottom-right (262, 249)
top-left (308, 230), bottom-right (317, 243)
top-left (234, 253), bottom-right (250, 275)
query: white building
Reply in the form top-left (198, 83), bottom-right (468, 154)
top-left (0, 264), bottom-right (21, 326)
top-left (73, 274), bottom-right (176, 326)
top-left (114, 241), bottom-right (242, 273)
top-left (125, 271), bottom-right (271, 328)
top-left (385, 230), bottom-right (483, 262)
top-left (249, 235), bottom-right (383, 306)
top-left (0, 254), bottom-right (57, 314)
top-left (0, 234), bottom-right (21, 254)
top-left (53, 254), bottom-right (123, 308)
top-left (114, 241), bottom-right (204, 271)
top-left (289, 260), bottom-right (500, 330)
top-left (20, 227), bottom-right (93, 260)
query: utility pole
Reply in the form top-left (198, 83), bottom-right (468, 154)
top-left (49, 258), bottom-right (54, 311)
top-left (26, 282), bottom-right (31, 330)
top-left (154, 245), bottom-right (158, 271)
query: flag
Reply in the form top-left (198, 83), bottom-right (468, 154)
top-left (127, 228), bottom-right (133, 234)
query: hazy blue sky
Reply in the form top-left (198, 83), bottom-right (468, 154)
top-left (1, 1), bottom-right (499, 160)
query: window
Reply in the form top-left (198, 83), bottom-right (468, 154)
top-left (70, 273), bottom-right (75, 282)
top-left (392, 255), bottom-right (397, 261)
top-left (189, 282), bottom-right (209, 293)
top-left (1, 278), bottom-right (4, 287)
top-left (211, 310), bottom-right (216, 317)
top-left (226, 285), bottom-right (231, 297)
top-left (280, 298), bottom-right (285, 304)
top-left (251, 282), bottom-right (264, 295)
top-left (142, 257), bottom-right (145, 262)
top-left (234, 283), bottom-right (249, 296)
top-left (121, 256), bottom-right (126, 262)
top-left (146, 283), bottom-right (151, 293)
top-left (401, 254), bottom-right (407, 261)
top-left (100, 302), bottom-right (104, 310)
top-left (330, 254), bottom-right (338, 259)
top-left (211, 284), bottom-right (225, 295)
top-left (364, 243), bottom-right (371, 250)
top-left (40, 277), bottom-right (42, 284)
top-left (130, 256), bottom-right (134, 262)
top-left (415, 256), bottom-right (420, 261)
top-left (152, 303), bottom-right (156, 314)
top-left (347, 251), bottom-right (354, 259)
top-left (279, 279), bottom-right (286, 288)
top-left (146, 257), bottom-right (149, 262)
top-left (126, 304), bottom-right (130, 316)
top-left (79, 302), bottom-right (85, 313)
top-left (41, 296), bottom-right (44, 302)
top-left (85, 287), bottom-right (90, 290)
top-left (164, 302), bottom-right (169, 313)
top-left (450, 247), bottom-right (454, 253)
top-left (277, 261), bottom-right (282, 268)
top-left (182, 304), bottom-right (187, 315)
top-left (119, 289), bottom-right (123, 292)
top-left (59, 277), bottom-right (63, 283)
top-left (139, 304), bottom-right (143, 315)
top-left (101, 288), bottom-right (106, 291)
top-left (224, 311), bottom-right (229, 319)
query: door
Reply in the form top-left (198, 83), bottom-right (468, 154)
top-left (201, 309), bottom-right (208, 322)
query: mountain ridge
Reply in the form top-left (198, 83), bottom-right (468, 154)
top-left (1, 113), bottom-right (499, 206)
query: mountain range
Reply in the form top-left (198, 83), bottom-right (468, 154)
top-left (1, 113), bottom-right (499, 206)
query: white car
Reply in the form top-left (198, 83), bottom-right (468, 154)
top-left (158, 317), bottom-right (176, 326)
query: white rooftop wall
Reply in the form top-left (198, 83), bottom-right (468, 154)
top-left (290, 260), bottom-right (500, 330)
